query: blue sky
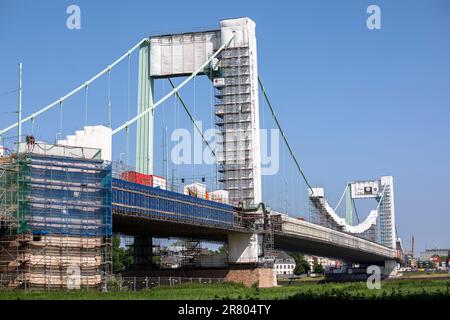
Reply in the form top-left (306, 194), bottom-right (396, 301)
top-left (1, 0), bottom-right (449, 254)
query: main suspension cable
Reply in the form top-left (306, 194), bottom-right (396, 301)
top-left (167, 78), bottom-right (225, 171)
top-left (107, 69), bottom-right (112, 128)
top-left (58, 100), bottom-right (63, 140)
top-left (258, 76), bottom-right (314, 193)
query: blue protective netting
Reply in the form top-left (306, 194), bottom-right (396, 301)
top-left (20, 154), bottom-right (112, 236)
top-left (112, 178), bottom-right (235, 229)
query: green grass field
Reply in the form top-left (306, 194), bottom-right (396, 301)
top-left (401, 271), bottom-right (450, 278)
top-left (1, 279), bottom-right (450, 300)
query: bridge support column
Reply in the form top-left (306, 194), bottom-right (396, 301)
top-left (383, 259), bottom-right (400, 278)
top-left (133, 236), bottom-right (153, 269)
top-left (228, 233), bottom-right (260, 264)
top-left (226, 233), bottom-right (276, 288)
top-left (225, 265), bottom-right (276, 288)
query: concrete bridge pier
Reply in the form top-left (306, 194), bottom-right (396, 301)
top-left (382, 259), bottom-right (400, 278)
top-left (133, 236), bottom-right (153, 270)
top-left (226, 233), bottom-right (277, 288)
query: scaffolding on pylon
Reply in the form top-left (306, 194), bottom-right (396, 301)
top-left (215, 46), bottom-right (256, 208)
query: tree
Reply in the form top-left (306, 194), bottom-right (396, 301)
top-left (290, 253), bottom-right (310, 276)
top-left (171, 239), bottom-right (199, 250)
top-left (294, 263), bottom-right (305, 276)
top-left (112, 234), bottom-right (133, 273)
top-left (171, 239), bottom-right (188, 247)
top-left (313, 263), bottom-right (324, 274)
top-left (212, 244), bottom-right (228, 255)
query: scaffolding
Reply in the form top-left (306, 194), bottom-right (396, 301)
top-left (308, 196), bottom-right (343, 231)
top-left (361, 224), bottom-right (378, 243)
top-left (235, 204), bottom-right (277, 267)
top-left (0, 157), bottom-right (20, 233)
top-left (261, 211), bottom-right (276, 267)
top-left (378, 179), bottom-right (395, 248)
top-left (0, 143), bottom-right (112, 289)
top-left (180, 240), bottom-right (203, 268)
top-left (215, 46), bottom-right (257, 208)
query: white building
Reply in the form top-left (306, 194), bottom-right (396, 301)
top-left (120, 235), bottom-right (134, 248)
top-left (274, 252), bottom-right (296, 276)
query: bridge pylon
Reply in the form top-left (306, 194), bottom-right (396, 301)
top-left (136, 41), bottom-right (154, 174)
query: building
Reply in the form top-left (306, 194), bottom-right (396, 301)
top-left (404, 253), bottom-right (417, 269)
top-left (274, 252), bottom-right (296, 276)
top-left (417, 249), bottom-right (449, 271)
top-left (120, 235), bottom-right (134, 248)
top-left (160, 255), bottom-right (182, 269)
top-left (419, 248), bottom-right (450, 261)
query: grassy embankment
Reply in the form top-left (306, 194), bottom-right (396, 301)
top-left (1, 279), bottom-right (450, 300)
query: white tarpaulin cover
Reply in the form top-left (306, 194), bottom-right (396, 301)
top-left (150, 31), bottom-right (220, 77)
top-left (309, 188), bottom-right (378, 234)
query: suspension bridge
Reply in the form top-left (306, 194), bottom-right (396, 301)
top-left (0, 17), bottom-right (401, 289)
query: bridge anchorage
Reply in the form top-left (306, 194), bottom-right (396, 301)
top-left (0, 17), bottom-right (401, 290)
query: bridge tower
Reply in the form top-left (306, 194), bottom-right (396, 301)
top-left (378, 176), bottom-right (396, 249)
top-left (132, 18), bottom-right (268, 285)
top-left (350, 176), bottom-right (397, 248)
top-left (136, 42), bottom-right (154, 174)
top-left (309, 176), bottom-right (397, 249)
top-left (214, 18), bottom-right (262, 208)
top-left (136, 17), bottom-right (262, 208)
top-left (345, 184), bottom-right (353, 225)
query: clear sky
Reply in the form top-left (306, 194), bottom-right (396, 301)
top-left (1, 0), bottom-right (449, 255)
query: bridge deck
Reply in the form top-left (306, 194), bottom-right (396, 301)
top-left (111, 179), bottom-right (397, 263)
top-left (112, 178), bottom-right (245, 239)
top-left (275, 217), bottom-right (397, 263)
